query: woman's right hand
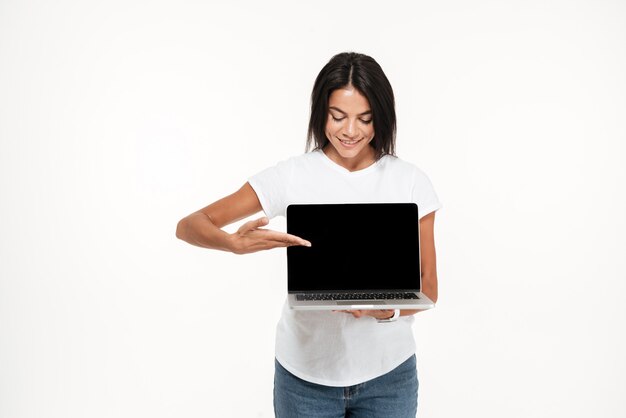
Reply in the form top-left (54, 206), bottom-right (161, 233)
top-left (229, 216), bottom-right (311, 255)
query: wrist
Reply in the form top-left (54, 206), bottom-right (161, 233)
top-left (223, 233), bottom-right (240, 253)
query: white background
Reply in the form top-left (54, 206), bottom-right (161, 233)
top-left (1, 0), bottom-right (625, 417)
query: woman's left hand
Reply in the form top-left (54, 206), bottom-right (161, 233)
top-left (333, 309), bottom-right (396, 320)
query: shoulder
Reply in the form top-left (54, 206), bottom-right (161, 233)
top-left (272, 150), bottom-right (324, 174)
top-left (275, 150), bottom-right (320, 166)
top-left (249, 151), bottom-right (319, 181)
top-left (257, 150), bottom-right (316, 169)
top-left (380, 154), bottom-right (430, 180)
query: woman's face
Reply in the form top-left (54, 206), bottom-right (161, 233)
top-left (324, 87), bottom-right (375, 166)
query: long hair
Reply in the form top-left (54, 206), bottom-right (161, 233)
top-left (306, 52), bottom-right (397, 161)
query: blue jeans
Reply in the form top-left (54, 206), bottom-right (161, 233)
top-left (273, 355), bottom-right (418, 418)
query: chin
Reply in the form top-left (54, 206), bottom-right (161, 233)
top-left (338, 149), bottom-right (362, 158)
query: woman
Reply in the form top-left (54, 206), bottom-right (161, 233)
top-left (176, 51), bottom-right (441, 417)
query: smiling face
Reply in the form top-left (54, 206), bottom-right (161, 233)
top-left (323, 86), bottom-right (376, 171)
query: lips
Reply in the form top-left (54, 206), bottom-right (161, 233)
top-left (338, 137), bottom-right (362, 147)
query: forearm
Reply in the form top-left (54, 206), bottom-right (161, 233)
top-left (400, 273), bottom-right (438, 317)
top-left (176, 212), bottom-right (233, 252)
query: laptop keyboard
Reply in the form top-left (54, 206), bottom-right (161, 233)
top-left (295, 292), bottom-right (419, 301)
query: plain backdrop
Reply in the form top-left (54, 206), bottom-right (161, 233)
top-left (1, 0), bottom-right (625, 417)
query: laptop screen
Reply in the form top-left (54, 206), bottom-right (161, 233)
top-left (286, 203), bottom-right (420, 293)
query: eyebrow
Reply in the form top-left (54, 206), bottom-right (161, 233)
top-left (329, 106), bottom-right (372, 116)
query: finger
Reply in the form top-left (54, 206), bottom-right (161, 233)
top-left (257, 239), bottom-right (310, 251)
top-left (269, 231), bottom-right (311, 246)
top-left (239, 217), bottom-right (269, 233)
top-left (239, 237), bottom-right (295, 253)
top-left (252, 216), bottom-right (269, 229)
top-left (256, 239), bottom-right (291, 249)
top-left (364, 310), bottom-right (391, 317)
top-left (258, 231), bottom-right (311, 247)
top-left (369, 309), bottom-right (394, 319)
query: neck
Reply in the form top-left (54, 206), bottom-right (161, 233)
top-left (322, 145), bottom-right (376, 172)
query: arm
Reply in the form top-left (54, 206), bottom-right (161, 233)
top-left (399, 210), bottom-right (438, 316)
top-left (176, 182), bottom-right (310, 254)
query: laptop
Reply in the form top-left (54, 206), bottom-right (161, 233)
top-left (286, 203), bottom-right (435, 310)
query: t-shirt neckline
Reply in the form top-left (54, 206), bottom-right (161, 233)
top-left (315, 148), bottom-right (383, 176)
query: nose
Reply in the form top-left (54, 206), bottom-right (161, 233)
top-left (342, 119), bottom-right (358, 139)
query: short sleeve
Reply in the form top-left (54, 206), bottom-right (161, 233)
top-left (247, 158), bottom-right (293, 219)
top-left (411, 167), bottom-right (442, 220)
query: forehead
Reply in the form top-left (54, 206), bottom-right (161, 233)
top-left (328, 88), bottom-right (371, 113)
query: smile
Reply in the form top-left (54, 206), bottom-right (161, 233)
top-left (339, 138), bottom-right (362, 145)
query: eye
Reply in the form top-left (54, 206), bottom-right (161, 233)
top-left (331, 116), bottom-right (344, 122)
top-left (360, 119), bottom-right (373, 124)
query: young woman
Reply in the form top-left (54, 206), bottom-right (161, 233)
top-left (176, 51), bottom-right (441, 417)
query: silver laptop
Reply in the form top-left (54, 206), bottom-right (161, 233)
top-left (286, 203), bottom-right (435, 310)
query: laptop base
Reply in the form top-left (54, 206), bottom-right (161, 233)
top-left (288, 292), bottom-right (435, 310)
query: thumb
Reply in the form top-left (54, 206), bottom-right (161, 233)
top-left (239, 216), bottom-right (268, 233)
top-left (251, 216), bottom-right (269, 230)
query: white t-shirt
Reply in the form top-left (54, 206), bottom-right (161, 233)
top-left (247, 148), bottom-right (442, 387)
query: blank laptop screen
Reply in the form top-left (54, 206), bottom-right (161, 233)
top-left (286, 203), bottom-right (420, 292)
